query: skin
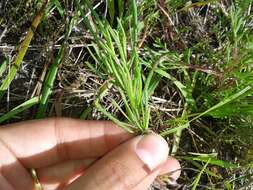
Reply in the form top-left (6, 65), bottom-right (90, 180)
top-left (0, 118), bottom-right (181, 190)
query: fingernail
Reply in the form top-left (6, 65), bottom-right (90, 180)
top-left (135, 134), bottom-right (169, 171)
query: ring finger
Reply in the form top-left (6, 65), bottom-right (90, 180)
top-left (36, 158), bottom-right (96, 190)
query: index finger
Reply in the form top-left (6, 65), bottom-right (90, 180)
top-left (0, 118), bottom-right (133, 169)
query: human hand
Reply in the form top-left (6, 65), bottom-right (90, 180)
top-left (0, 118), bottom-right (181, 190)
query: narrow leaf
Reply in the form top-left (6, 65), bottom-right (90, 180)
top-left (0, 97), bottom-right (39, 124)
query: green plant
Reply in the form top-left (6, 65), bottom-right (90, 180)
top-left (77, 0), bottom-right (161, 133)
top-left (0, 97), bottom-right (40, 124)
top-left (1, 0), bottom-right (253, 188)
top-left (0, 2), bottom-right (48, 100)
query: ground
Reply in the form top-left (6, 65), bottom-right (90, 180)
top-left (0, 0), bottom-right (253, 189)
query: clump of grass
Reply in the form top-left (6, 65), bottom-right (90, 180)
top-left (78, 0), bottom-right (157, 133)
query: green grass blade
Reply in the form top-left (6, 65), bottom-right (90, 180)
top-left (53, 0), bottom-right (64, 17)
top-left (80, 81), bottom-right (112, 119)
top-left (118, 0), bottom-right (124, 18)
top-left (162, 86), bottom-right (252, 136)
top-left (0, 59), bottom-right (8, 77)
top-left (179, 0), bottom-right (219, 12)
top-left (193, 157), bottom-right (238, 169)
top-left (155, 68), bottom-right (191, 101)
top-left (0, 2), bottom-right (47, 100)
top-left (118, 88), bottom-right (140, 128)
top-left (143, 105), bottom-right (151, 131)
top-left (143, 57), bottom-right (162, 102)
top-left (117, 20), bottom-right (127, 61)
top-left (36, 8), bottom-right (78, 118)
top-left (131, 0), bottom-right (138, 47)
top-left (36, 46), bottom-right (65, 118)
top-left (0, 97), bottom-right (39, 124)
top-left (108, 0), bottom-right (115, 24)
top-left (179, 155), bottom-right (238, 169)
top-left (171, 107), bottom-right (188, 155)
top-left (183, 157), bottom-right (222, 179)
top-left (95, 102), bottom-right (135, 133)
top-left (190, 86), bottom-right (253, 122)
top-left (111, 99), bottom-right (131, 121)
top-left (161, 123), bottom-right (189, 136)
top-left (192, 159), bottom-right (211, 190)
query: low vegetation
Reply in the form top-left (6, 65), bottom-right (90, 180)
top-left (0, 0), bottom-right (252, 189)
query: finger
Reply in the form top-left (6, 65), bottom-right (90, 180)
top-left (132, 158), bottom-right (181, 190)
top-left (159, 158), bottom-right (181, 180)
top-left (39, 159), bottom-right (181, 190)
top-left (41, 183), bottom-right (62, 190)
top-left (65, 134), bottom-right (169, 190)
top-left (37, 159), bottom-right (95, 183)
top-left (39, 158), bottom-right (181, 189)
top-left (0, 118), bottom-right (133, 168)
top-left (0, 139), bottom-right (33, 190)
top-left (0, 173), bottom-right (16, 190)
top-left (131, 169), bottom-right (161, 190)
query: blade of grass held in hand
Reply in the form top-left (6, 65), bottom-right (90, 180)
top-left (79, 0), bottom-right (153, 133)
top-left (0, 2), bottom-right (48, 100)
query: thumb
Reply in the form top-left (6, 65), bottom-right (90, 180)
top-left (65, 134), bottom-right (170, 190)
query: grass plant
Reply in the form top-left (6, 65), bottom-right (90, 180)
top-left (0, 0), bottom-right (252, 188)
